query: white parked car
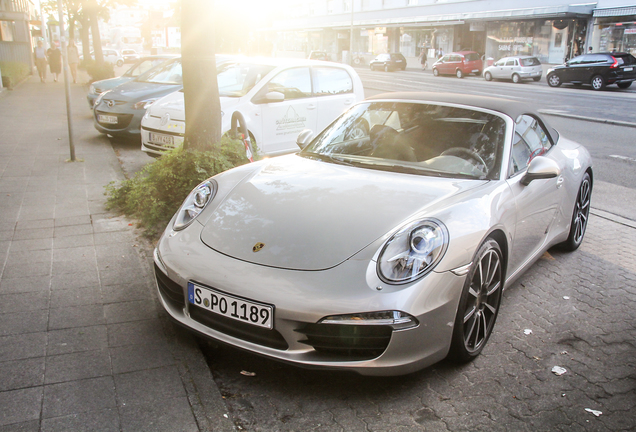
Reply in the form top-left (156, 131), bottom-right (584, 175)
top-left (81, 49), bottom-right (125, 67)
top-left (140, 58), bottom-right (364, 157)
top-left (483, 56), bottom-right (542, 83)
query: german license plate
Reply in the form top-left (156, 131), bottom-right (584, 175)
top-left (188, 282), bottom-right (274, 329)
top-left (148, 132), bottom-right (174, 146)
top-left (624, 67), bottom-right (633, 71)
top-left (472, 69), bottom-right (479, 73)
top-left (98, 114), bottom-right (118, 124)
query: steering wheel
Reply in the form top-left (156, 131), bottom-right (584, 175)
top-left (441, 147), bottom-right (487, 169)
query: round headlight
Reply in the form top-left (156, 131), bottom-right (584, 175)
top-left (173, 180), bottom-right (217, 230)
top-left (377, 219), bottom-right (449, 284)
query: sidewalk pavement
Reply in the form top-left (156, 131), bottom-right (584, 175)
top-left (0, 75), bottom-right (234, 431)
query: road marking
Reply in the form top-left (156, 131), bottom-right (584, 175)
top-left (609, 154), bottom-right (636, 163)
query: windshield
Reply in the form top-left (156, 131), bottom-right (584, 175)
top-left (521, 57), bottom-right (540, 66)
top-left (137, 59), bottom-right (182, 84)
top-left (125, 58), bottom-right (169, 77)
top-left (300, 102), bottom-right (507, 180)
top-left (216, 62), bottom-right (275, 97)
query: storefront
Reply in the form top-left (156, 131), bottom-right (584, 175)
top-left (485, 18), bottom-right (588, 65)
top-left (591, 6), bottom-right (636, 56)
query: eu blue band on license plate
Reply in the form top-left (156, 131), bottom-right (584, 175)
top-left (188, 282), bottom-right (274, 329)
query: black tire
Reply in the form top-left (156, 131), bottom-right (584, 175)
top-left (548, 74), bottom-right (563, 87)
top-left (448, 238), bottom-right (504, 363)
top-left (547, 73), bottom-right (561, 87)
top-left (484, 71), bottom-right (492, 81)
top-left (591, 74), bottom-right (606, 91)
top-left (512, 73), bottom-right (521, 84)
top-left (433, 68), bottom-right (439, 77)
top-left (116, 60), bottom-right (123, 67)
top-left (456, 69), bottom-right (464, 79)
top-left (533, 76), bottom-right (541, 82)
top-left (401, 66), bottom-right (406, 71)
top-left (557, 172), bottom-right (592, 252)
top-left (617, 82), bottom-right (632, 89)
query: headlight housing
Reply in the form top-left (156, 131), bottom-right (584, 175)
top-left (173, 180), bottom-right (217, 230)
top-left (132, 98), bottom-right (158, 110)
top-left (377, 219), bottom-right (449, 284)
top-left (94, 90), bottom-right (109, 106)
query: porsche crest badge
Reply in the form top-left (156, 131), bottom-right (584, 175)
top-left (252, 242), bottom-right (265, 253)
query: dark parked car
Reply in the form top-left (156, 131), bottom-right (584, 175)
top-left (369, 53), bottom-right (407, 71)
top-left (432, 51), bottom-right (483, 78)
top-left (547, 52), bottom-right (636, 90)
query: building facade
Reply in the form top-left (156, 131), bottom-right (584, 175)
top-left (0, 0), bottom-right (36, 68)
top-left (263, 0), bottom-right (636, 66)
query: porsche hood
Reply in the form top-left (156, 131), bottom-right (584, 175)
top-left (200, 155), bottom-right (483, 271)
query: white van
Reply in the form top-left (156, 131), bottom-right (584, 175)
top-left (140, 57), bottom-right (364, 157)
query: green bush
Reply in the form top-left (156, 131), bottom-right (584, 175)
top-left (84, 59), bottom-right (115, 82)
top-left (105, 136), bottom-right (250, 238)
top-left (0, 61), bottom-right (30, 88)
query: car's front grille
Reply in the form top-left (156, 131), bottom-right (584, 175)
top-left (190, 306), bottom-right (289, 350)
top-left (295, 323), bottom-right (392, 360)
top-left (154, 264), bottom-right (185, 308)
top-left (96, 111), bottom-right (133, 128)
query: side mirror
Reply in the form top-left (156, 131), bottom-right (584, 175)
top-left (521, 156), bottom-right (560, 186)
top-left (296, 129), bottom-right (314, 150)
top-left (253, 91), bottom-right (285, 105)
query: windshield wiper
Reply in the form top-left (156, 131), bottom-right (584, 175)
top-left (301, 152), bottom-right (354, 166)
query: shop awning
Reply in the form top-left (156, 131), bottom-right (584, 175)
top-left (593, 6), bottom-right (636, 17)
top-left (269, 3), bottom-right (597, 32)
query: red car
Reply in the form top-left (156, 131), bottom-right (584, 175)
top-left (432, 51), bottom-right (483, 78)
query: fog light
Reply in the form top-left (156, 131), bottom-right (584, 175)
top-left (319, 311), bottom-right (418, 330)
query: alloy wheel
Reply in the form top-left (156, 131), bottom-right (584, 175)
top-left (484, 72), bottom-right (492, 81)
top-left (572, 177), bottom-right (591, 245)
top-left (591, 75), bottom-right (605, 90)
top-left (462, 245), bottom-right (502, 353)
top-left (548, 74), bottom-right (561, 87)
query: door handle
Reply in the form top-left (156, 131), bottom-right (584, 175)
top-left (344, 99), bottom-right (352, 105)
top-left (307, 104), bottom-right (316, 110)
top-left (556, 176), bottom-right (564, 188)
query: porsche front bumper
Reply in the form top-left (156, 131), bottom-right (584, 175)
top-left (154, 222), bottom-right (467, 376)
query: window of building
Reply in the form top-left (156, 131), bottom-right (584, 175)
top-left (0, 20), bottom-right (16, 42)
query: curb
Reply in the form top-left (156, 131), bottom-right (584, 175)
top-left (590, 208), bottom-right (636, 229)
top-left (538, 109), bottom-right (636, 129)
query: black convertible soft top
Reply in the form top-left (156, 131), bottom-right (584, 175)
top-left (366, 92), bottom-right (558, 144)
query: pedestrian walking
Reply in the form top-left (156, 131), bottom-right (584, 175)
top-left (47, 44), bottom-right (62, 82)
top-left (420, 49), bottom-right (428, 70)
top-left (67, 39), bottom-right (80, 83)
top-left (34, 40), bottom-right (47, 82)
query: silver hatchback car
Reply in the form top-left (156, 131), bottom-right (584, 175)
top-left (483, 56), bottom-right (542, 83)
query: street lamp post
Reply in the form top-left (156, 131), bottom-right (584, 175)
top-left (58, 0), bottom-right (76, 161)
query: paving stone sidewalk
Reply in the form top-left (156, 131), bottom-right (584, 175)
top-left (0, 76), bottom-right (234, 431)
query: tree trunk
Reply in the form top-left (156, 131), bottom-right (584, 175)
top-left (78, 19), bottom-right (90, 61)
top-left (181, 0), bottom-right (222, 150)
top-left (85, 1), bottom-right (103, 63)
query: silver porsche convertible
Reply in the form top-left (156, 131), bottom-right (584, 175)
top-left (154, 93), bottom-right (592, 376)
